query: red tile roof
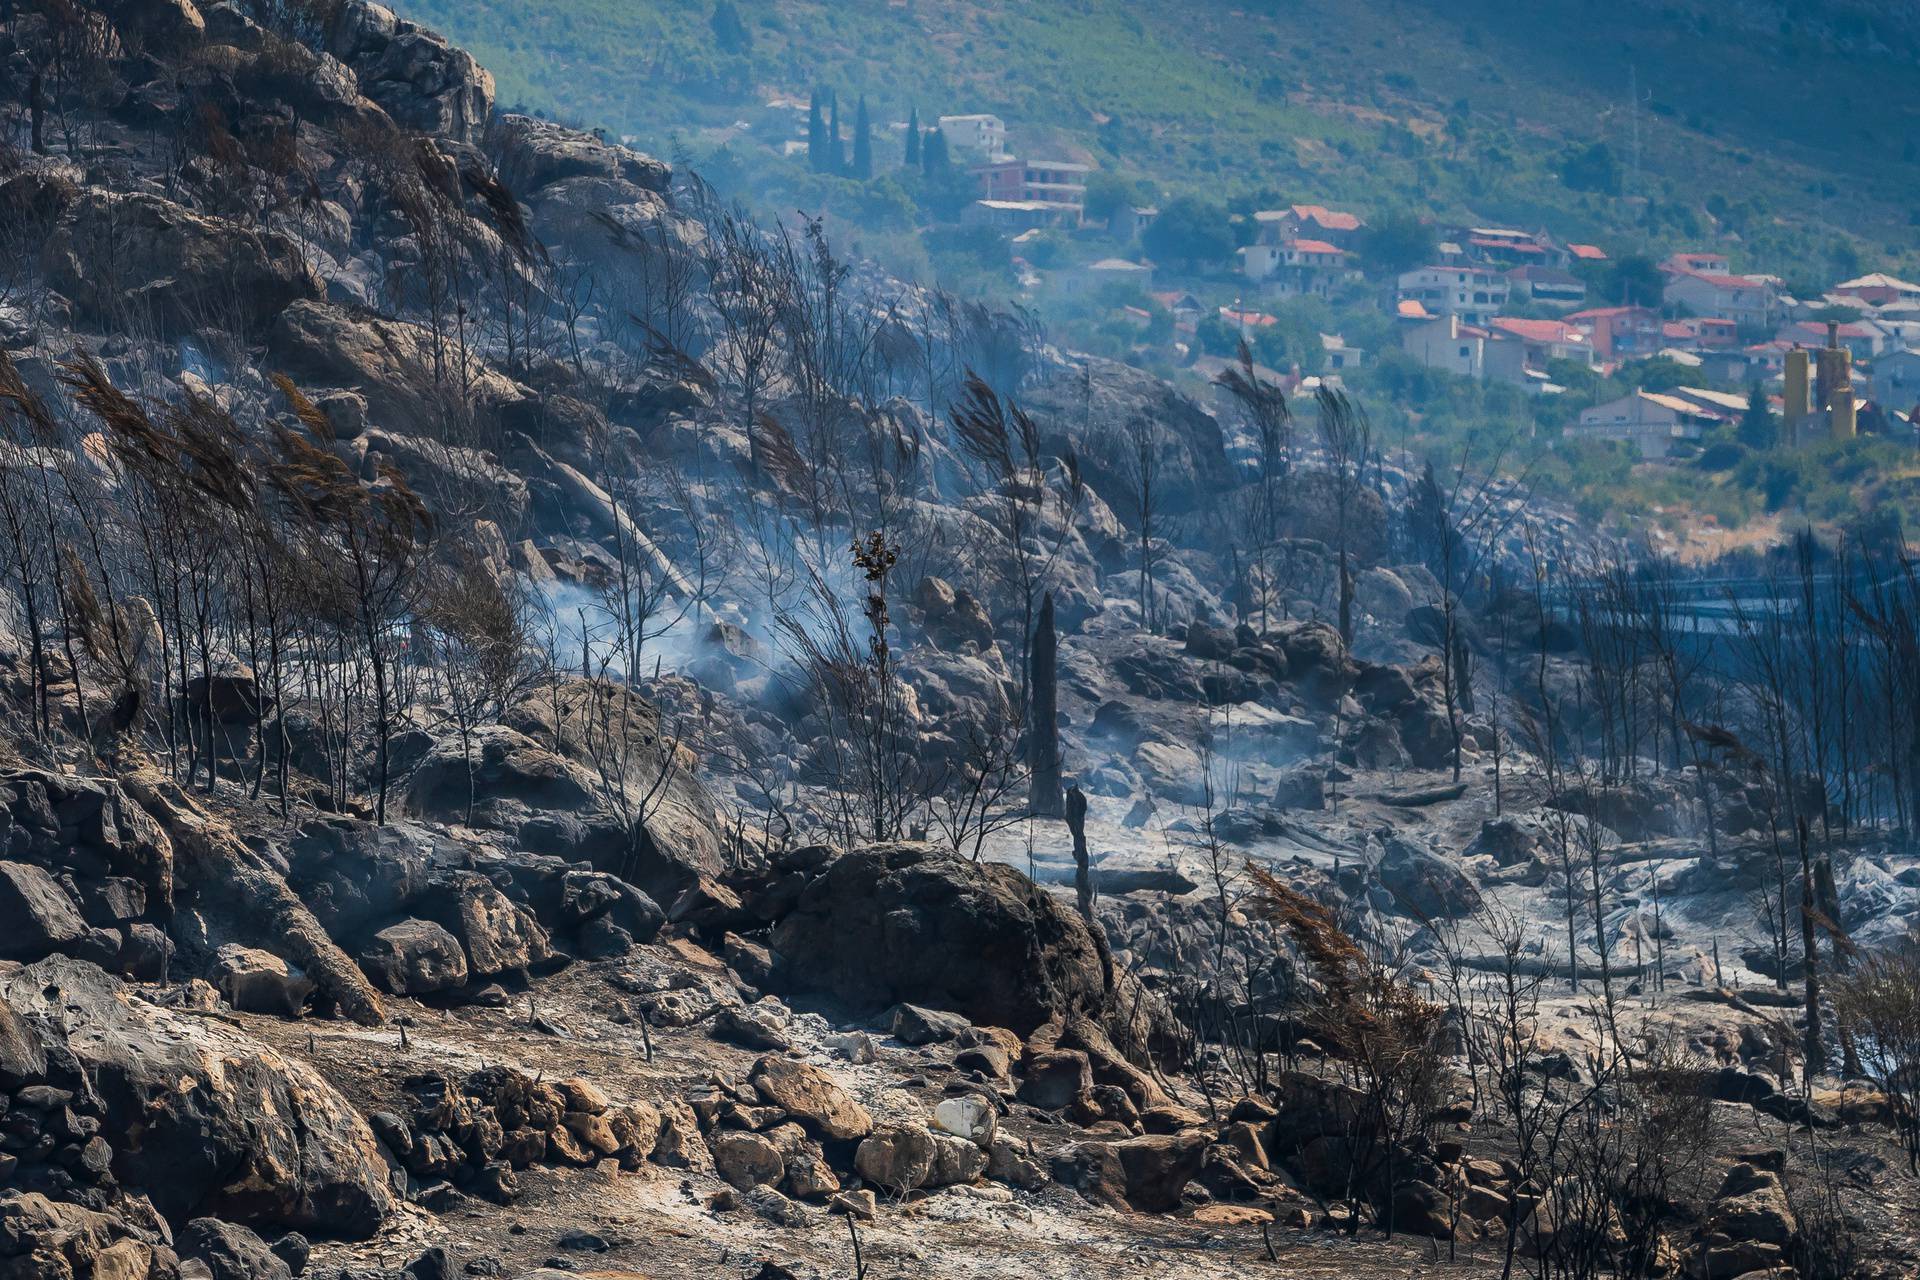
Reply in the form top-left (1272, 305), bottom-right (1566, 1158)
top-left (1491, 317), bottom-right (1584, 345)
top-left (1567, 243), bottom-right (1607, 260)
top-left (1286, 238), bottom-right (1344, 255)
top-left (1290, 204), bottom-right (1362, 232)
top-left (1396, 299), bottom-right (1431, 319)
top-left (1671, 270), bottom-right (1770, 291)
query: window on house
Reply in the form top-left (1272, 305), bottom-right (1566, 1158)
top-left (1459, 346), bottom-right (1471, 358)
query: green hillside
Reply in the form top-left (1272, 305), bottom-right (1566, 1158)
top-left (399, 0), bottom-right (1920, 279)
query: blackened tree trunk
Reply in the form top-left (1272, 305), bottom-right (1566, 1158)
top-left (1028, 591), bottom-right (1063, 816)
top-left (1066, 785), bottom-right (1092, 925)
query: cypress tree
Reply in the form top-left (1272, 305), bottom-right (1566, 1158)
top-left (905, 106), bottom-right (921, 167)
top-left (806, 90), bottom-right (825, 171)
top-left (922, 125), bottom-right (949, 176)
top-left (828, 91), bottom-right (845, 174)
top-left (852, 95), bottom-right (873, 179)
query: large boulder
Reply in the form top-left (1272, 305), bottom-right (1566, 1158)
top-left (768, 843), bottom-right (1177, 1062)
top-left (1377, 835), bottom-right (1482, 920)
top-left (491, 115), bottom-right (670, 195)
top-left (0, 957), bottom-right (393, 1236)
top-left (44, 192), bottom-right (319, 337)
top-left (0, 861), bottom-right (88, 960)
top-left (1024, 357), bottom-right (1232, 517)
top-left (748, 1056), bottom-right (871, 1142)
top-left (358, 919), bottom-right (468, 995)
top-left (326, 2), bottom-right (493, 144)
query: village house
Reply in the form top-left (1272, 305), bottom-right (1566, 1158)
top-left (1241, 237), bottom-right (1349, 298)
top-left (1052, 257), bottom-right (1153, 298)
top-left (1566, 390), bottom-right (1718, 459)
top-left (962, 199), bottom-right (1079, 232)
top-left (1660, 251), bottom-right (1730, 277)
top-left (1107, 204), bottom-right (1157, 243)
top-left (1396, 264), bottom-right (1510, 325)
top-left (1149, 291), bottom-right (1204, 330)
top-left (1021, 160), bottom-right (1091, 219)
top-left (1461, 226), bottom-right (1560, 267)
top-left (1867, 348), bottom-right (1920, 405)
top-left (1489, 317), bottom-right (1594, 369)
top-left (1662, 269), bottom-right (1780, 327)
top-left (1254, 204), bottom-right (1364, 248)
top-left (1506, 265), bottom-right (1587, 309)
top-left (1833, 273), bottom-right (1920, 309)
top-left (1321, 333), bottom-right (1364, 370)
top-left (1568, 305), bottom-right (1663, 361)
top-left (1664, 316), bottom-right (1740, 349)
top-left (938, 113), bottom-right (1008, 158)
top-left (1399, 312), bottom-right (1489, 379)
top-left (1566, 243), bottom-right (1608, 264)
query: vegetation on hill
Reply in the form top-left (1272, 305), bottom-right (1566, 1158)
top-left (400, 0), bottom-right (1920, 281)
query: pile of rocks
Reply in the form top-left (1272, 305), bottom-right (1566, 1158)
top-left (379, 1068), bottom-right (666, 1204)
top-left (0, 772), bottom-right (171, 980)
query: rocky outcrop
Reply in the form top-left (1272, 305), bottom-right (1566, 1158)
top-left (0, 957), bottom-right (394, 1236)
top-left (44, 191), bottom-right (320, 337)
top-left (766, 843), bottom-right (1179, 1064)
top-left (0, 772), bottom-right (172, 978)
top-left (325, 1), bottom-right (494, 145)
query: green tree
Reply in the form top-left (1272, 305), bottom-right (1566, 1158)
top-left (1597, 253), bottom-right (1666, 308)
top-left (1559, 141), bottom-right (1621, 195)
top-left (1141, 196), bottom-right (1233, 269)
top-left (852, 95), bottom-right (873, 179)
top-left (807, 90), bottom-right (826, 172)
top-left (1083, 171), bottom-right (1137, 226)
top-left (710, 0), bottom-right (752, 54)
top-left (905, 106), bottom-right (920, 167)
top-left (1358, 207), bottom-right (1436, 274)
top-left (1738, 382), bottom-right (1776, 451)
top-left (922, 125), bottom-right (950, 176)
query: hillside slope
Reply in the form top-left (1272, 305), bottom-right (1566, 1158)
top-left (399, 0), bottom-right (1920, 276)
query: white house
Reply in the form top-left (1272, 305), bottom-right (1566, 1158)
top-left (1566, 390), bottom-right (1715, 459)
top-left (938, 114), bottom-right (1007, 158)
top-left (1053, 258), bottom-right (1153, 298)
top-left (1396, 265), bottom-right (1510, 325)
top-left (1399, 313), bottom-right (1487, 379)
top-left (1663, 271), bottom-right (1779, 327)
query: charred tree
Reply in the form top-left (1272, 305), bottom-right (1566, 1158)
top-left (1028, 591), bottom-right (1063, 817)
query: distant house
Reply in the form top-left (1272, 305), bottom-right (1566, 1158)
top-left (1567, 390), bottom-right (1717, 459)
top-left (1400, 313), bottom-right (1488, 379)
top-left (1219, 305), bottom-right (1279, 332)
top-left (1566, 243), bottom-right (1608, 263)
top-left (1568, 305), bottom-right (1664, 360)
top-left (1321, 333), bottom-right (1364, 370)
top-left (1464, 227), bottom-right (1555, 267)
top-left (1666, 386), bottom-right (1749, 419)
top-left (1660, 251), bottom-right (1730, 277)
top-left (1488, 317), bottom-right (1594, 368)
top-left (938, 114), bottom-right (1008, 158)
top-left (1253, 204), bottom-right (1364, 248)
top-left (970, 156), bottom-right (1026, 201)
top-left (1108, 204), bottom-right (1157, 243)
top-left (1396, 265), bottom-right (1509, 325)
top-left (1507, 265), bottom-right (1587, 309)
top-left (1243, 237), bottom-right (1348, 298)
top-left (1021, 160), bottom-right (1092, 219)
top-left (1149, 291), bottom-right (1204, 329)
top-left (1868, 348), bottom-right (1920, 400)
top-left (1834, 273), bottom-right (1920, 309)
top-left (962, 199), bottom-right (1078, 232)
top-left (1665, 316), bottom-right (1740, 349)
top-left (1053, 257), bottom-right (1153, 298)
top-left (1663, 271), bottom-right (1780, 326)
